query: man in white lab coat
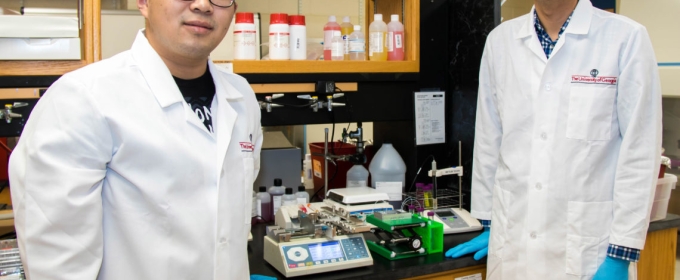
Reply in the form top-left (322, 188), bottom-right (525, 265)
top-left (445, 0), bottom-right (662, 279)
top-left (8, 0), bottom-right (269, 279)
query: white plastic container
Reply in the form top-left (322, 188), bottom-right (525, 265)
top-left (331, 35), bottom-right (344, 61)
top-left (268, 178), bottom-right (286, 217)
top-left (347, 164), bottom-right (369, 187)
top-left (303, 154), bottom-right (314, 189)
top-left (368, 14), bottom-right (388, 61)
top-left (650, 173), bottom-right (677, 222)
top-left (296, 186), bottom-right (310, 204)
top-left (289, 15), bottom-right (306, 60)
top-left (0, 15), bottom-right (81, 60)
top-left (323, 16), bottom-right (341, 61)
top-left (369, 143), bottom-right (406, 209)
top-left (387, 14), bottom-right (405, 61)
top-left (282, 187), bottom-right (297, 206)
top-left (349, 25), bottom-right (366, 61)
top-left (269, 13), bottom-right (290, 60)
top-left (256, 186), bottom-right (272, 222)
top-left (233, 12), bottom-right (257, 60)
top-left (340, 16), bottom-right (354, 60)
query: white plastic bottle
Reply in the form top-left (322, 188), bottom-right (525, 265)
top-left (369, 143), bottom-right (406, 209)
top-left (269, 13), bottom-right (290, 60)
top-left (256, 186), bottom-right (272, 222)
top-left (303, 154), bottom-right (314, 189)
top-left (369, 14), bottom-right (388, 61)
top-left (282, 187), bottom-right (297, 206)
top-left (346, 164), bottom-right (369, 187)
top-left (349, 25), bottom-right (366, 61)
top-left (289, 15), bottom-right (307, 60)
top-left (340, 16), bottom-right (354, 60)
top-left (296, 186), bottom-right (310, 204)
top-left (233, 12), bottom-right (257, 60)
top-left (331, 35), bottom-right (344, 61)
top-left (387, 14), bottom-right (405, 61)
top-left (268, 178), bottom-right (286, 216)
top-left (323, 16), bottom-right (341, 61)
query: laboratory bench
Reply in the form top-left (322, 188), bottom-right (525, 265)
top-left (248, 214), bottom-right (680, 280)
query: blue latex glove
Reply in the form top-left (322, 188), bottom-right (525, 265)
top-left (444, 227), bottom-right (490, 260)
top-left (250, 275), bottom-right (277, 280)
top-left (593, 256), bottom-right (629, 280)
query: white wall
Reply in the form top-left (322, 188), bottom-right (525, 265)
top-left (620, 0), bottom-right (680, 97)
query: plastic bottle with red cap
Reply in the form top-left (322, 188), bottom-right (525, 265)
top-left (288, 15), bottom-right (306, 60)
top-left (269, 13), bottom-right (290, 60)
top-left (234, 12), bottom-right (257, 60)
top-left (323, 16), bottom-right (341, 61)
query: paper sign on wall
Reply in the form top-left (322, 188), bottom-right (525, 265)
top-left (414, 91), bottom-right (446, 145)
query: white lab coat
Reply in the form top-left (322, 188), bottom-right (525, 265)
top-left (9, 30), bottom-right (263, 280)
top-left (470, 1), bottom-right (662, 279)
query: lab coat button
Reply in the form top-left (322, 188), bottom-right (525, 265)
top-left (530, 232), bottom-right (537, 239)
top-left (545, 83), bottom-right (551, 91)
top-left (540, 132), bottom-right (547, 140)
top-left (536, 183), bottom-right (542, 190)
top-left (219, 237), bottom-right (226, 243)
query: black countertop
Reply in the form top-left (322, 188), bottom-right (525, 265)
top-left (248, 214), bottom-right (680, 280)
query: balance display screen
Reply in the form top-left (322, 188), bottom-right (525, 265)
top-left (308, 241), bottom-right (344, 261)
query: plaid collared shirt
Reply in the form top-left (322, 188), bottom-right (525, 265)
top-left (533, 9), bottom-right (572, 59)
top-left (478, 220), bottom-right (640, 262)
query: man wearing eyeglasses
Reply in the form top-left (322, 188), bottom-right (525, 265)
top-left (9, 0), bottom-right (270, 279)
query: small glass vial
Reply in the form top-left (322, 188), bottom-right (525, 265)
top-left (408, 204), bottom-right (415, 214)
top-left (422, 185), bottom-right (433, 209)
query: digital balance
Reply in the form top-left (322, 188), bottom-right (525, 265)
top-left (263, 187), bottom-right (393, 277)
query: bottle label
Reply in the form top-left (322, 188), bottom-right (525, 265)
top-left (256, 199), bottom-right (262, 216)
top-left (387, 31), bottom-right (394, 52)
top-left (273, 196), bottom-right (282, 216)
top-left (369, 32), bottom-right (384, 56)
top-left (331, 41), bottom-right (344, 57)
top-left (313, 160), bottom-right (322, 178)
top-left (297, 197), bottom-right (308, 204)
top-left (234, 30), bottom-right (257, 59)
top-left (349, 39), bottom-right (365, 53)
top-left (269, 32), bottom-right (290, 49)
top-left (343, 35), bottom-right (350, 55)
top-left (395, 33), bottom-right (404, 49)
top-left (347, 180), bottom-right (367, 187)
top-left (324, 30), bottom-right (341, 49)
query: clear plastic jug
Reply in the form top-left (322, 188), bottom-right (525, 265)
top-left (369, 143), bottom-right (406, 209)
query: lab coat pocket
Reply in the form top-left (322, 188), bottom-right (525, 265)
top-left (566, 86), bottom-right (616, 141)
top-left (565, 201), bottom-right (613, 276)
top-left (243, 157), bottom-right (254, 224)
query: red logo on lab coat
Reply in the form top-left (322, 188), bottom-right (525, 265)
top-left (240, 142), bottom-right (254, 152)
top-left (571, 75), bottom-right (618, 85)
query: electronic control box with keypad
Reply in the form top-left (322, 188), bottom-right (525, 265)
top-left (263, 234), bottom-right (372, 277)
top-left (423, 208), bottom-right (483, 234)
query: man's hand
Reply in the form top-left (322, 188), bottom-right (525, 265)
top-left (444, 227), bottom-right (490, 260)
top-left (593, 256), bottom-right (629, 280)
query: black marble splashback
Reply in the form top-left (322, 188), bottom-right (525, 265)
top-left (448, 0), bottom-right (497, 209)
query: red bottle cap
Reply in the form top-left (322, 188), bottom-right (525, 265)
top-left (289, 15), bottom-right (306, 26)
top-left (235, 12), bottom-right (254, 24)
top-left (270, 13), bottom-right (289, 24)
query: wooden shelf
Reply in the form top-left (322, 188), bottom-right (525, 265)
top-left (0, 60), bottom-right (88, 76)
top-left (231, 60), bottom-right (419, 74)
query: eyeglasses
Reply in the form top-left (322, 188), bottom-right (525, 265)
top-left (209, 0), bottom-right (236, 8)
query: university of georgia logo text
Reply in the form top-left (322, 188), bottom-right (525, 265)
top-left (571, 69), bottom-right (617, 85)
top-left (239, 142), bottom-right (254, 152)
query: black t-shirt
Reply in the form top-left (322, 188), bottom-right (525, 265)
top-left (173, 69), bottom-right (216, 133)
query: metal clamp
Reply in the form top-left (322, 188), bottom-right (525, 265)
top-left (0, 102), bottom-right (27, 124)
